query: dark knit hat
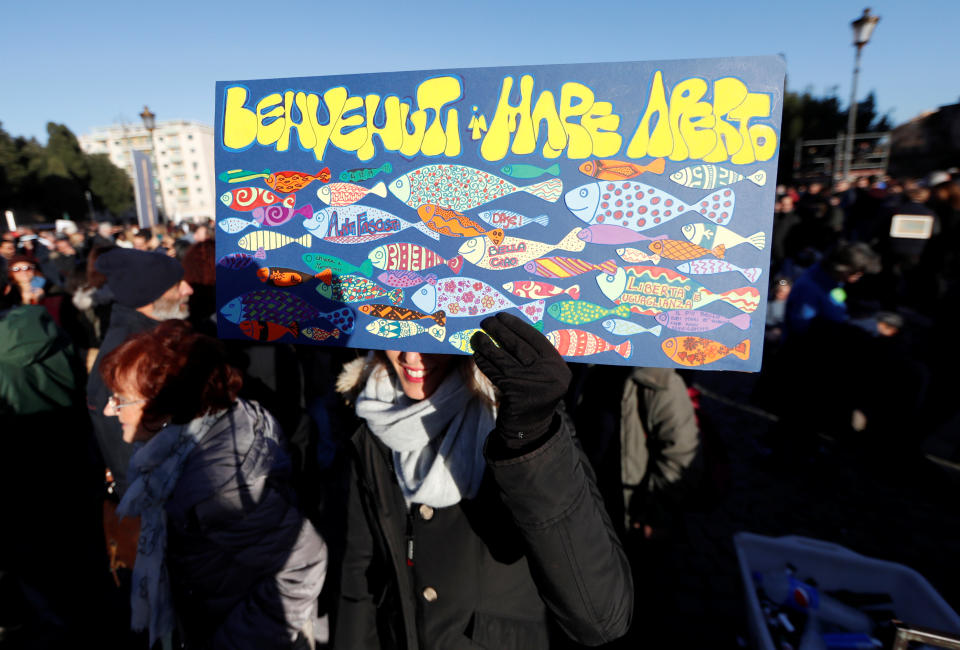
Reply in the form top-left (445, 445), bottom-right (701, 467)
top-left (95, 248), bottom-right (184, 308)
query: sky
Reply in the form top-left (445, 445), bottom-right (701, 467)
top-left (1, 0), bottom-right (956, 143)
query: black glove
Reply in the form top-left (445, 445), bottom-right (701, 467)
top-left (471, 312), bottom-right (572, 447)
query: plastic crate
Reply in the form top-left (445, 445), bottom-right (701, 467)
top-left (734, 532), bottom-right (960, 649)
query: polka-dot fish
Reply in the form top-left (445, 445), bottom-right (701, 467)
top-left (564, 181), bottom-right (737, 231)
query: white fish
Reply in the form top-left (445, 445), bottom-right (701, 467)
top-left (601, 319), bottom-right (663, 337)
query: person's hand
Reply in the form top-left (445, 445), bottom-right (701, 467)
top-left (471, 312), bottom-right (571, 446)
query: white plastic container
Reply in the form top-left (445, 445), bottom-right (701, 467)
top-left (734, 532), bottom-right (960, 650)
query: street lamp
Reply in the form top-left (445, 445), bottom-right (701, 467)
top-left (842, 8), bottom-right (880, 182)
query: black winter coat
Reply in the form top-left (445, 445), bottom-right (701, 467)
top-left (335, 412), bottom-right (633, 649)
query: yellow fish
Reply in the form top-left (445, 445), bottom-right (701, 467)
top-left (457, 228), bottom-right (585, 271)
top-left (238, 231), bottom-right (313, 252)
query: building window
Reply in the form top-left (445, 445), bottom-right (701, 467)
top-left (193, 162), bottom-right (198, 170)
top-left (187, 134), bottom-right (193, 140)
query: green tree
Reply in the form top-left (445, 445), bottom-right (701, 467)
top-left (87, 153), bottom-right (133, 216)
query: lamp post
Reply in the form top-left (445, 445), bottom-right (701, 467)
top-left (842, 8), bottom-right (880, 182)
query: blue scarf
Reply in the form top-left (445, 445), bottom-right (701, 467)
top-left (117, 410), bottom-right (225, 646)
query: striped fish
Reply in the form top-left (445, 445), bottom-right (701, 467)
top-left (237, 231), bottom-right (312, 253)
top-left (523, 256), bottom-right (618, 279)
top-left (501, 281), bottom-right (580, 301)
top-left (546, 329), bottom-right (632, 359)
top-left (368, 243), bottom-right (464, 273)
top-left (676, 259), bottom-right (763, 283)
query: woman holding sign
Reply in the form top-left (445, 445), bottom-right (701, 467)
top-left (334, 312), bottom-right (633, 649)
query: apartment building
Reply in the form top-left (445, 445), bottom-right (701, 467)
top-left (79, 120), bottom-right (216, 223)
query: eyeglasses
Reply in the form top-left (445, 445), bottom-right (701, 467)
top-left (10, 264), bottom-right (34, 272)
top-left (107, 395), bottom-right (147, 411)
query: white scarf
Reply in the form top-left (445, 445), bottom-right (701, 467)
top-left (355, 365), bottom-right (495, 508)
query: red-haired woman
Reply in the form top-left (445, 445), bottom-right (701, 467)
top-left (100, 320), bottom-right (326, 648)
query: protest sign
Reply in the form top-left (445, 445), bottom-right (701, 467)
top-left (215, 56), bottom-right (784, 370)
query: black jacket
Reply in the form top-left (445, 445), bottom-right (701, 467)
top-left (335, 412), bottom-right (633, 649)
top-left (86, 303), bottom-right (159, 494)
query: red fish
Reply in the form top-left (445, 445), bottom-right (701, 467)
top-left (546, 329), bottom-right (632, 359)
top-left (256, 267), bottom-right (324, 287)
top-left (265, 168), bottom-right (330, 194)
top-left (239, 319), bottom-right (299, 341)
top-left (220, 187), bottom-right (295, 211)
top-left (578, 158), bottom-right (666, 180)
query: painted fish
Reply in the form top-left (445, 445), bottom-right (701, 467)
top-left (303, 205), bottom-right (437, 243)
top-left (389, 164), bottom-right (563, 211)
top-left (654, 310), bottom-right (752, 333)
top-left (475, 209), bottom-right (549, 230)
top-left (302, 253), bottom-right (374, 278)
top-left (596, 266), bottom-right (761, 315)
top-left (339, 162), bottom-right (392, 183)
top-left (237, 231), bottom-right (312, 253)
top-left (221, 290), bottom-right (355, 333)
top-left (316, 275), bottom-right (403, 305)
top-left (577, 225), bottom-right (669, 245)
top-left (412, 277), bottom-right (545, 323)
top-left (546, 329), bottom-right (632, 359)
top-left (676, 260), bottom-right (763, 283)
top-left (238, 319), bottom-right (299, 342)
top-left (616, 247), bottom-right (661, 264)
top-left (648, 239), bottom-right (726, 261)
top-left (680, 223), bottom-right (766, 251)
top-left (601, 319), bottom-right (663, 337)
top-left (447, 328), bottom-right (485, 354)
top-left (661, 337), bottom-right (751, 366)
top-left (220, 187), bottom-right (295, 211)
top-left (578, 157), bottom-right (665, 180)
top-left (217, 253), bottom-right (256, 270)
top-left (368, 243), bottom-right (463, 273)
top-left (377, 270), bottom-right (438, 288)
top-left (365, 319), bottom-right (446, 342)
top-left (266, 168), bottom-right (330, 194)
top-left (302, 327), bottom-right (341, 342)
top-left (523, 256), bottom-right (618, 279)
top-left (316, 181), bottom-right (387, 206)
top-left (502, 281), bottom-right (580, 301)
top-left (547, 300), bottom-right (633, 325)
top-left (500, 163), bottom-right (561, 179)
top-left (416, 204), bottom-right (504, 245)
top-left (565, 181), bottom-right (737, 229)
top-left (358, 303), bottom-right (446, 327)
top-left (458, 228), bottom-right (585, 271)
top-left (218, 217), bottom-right (261, 234)
top-left (256, 267), bottom-right (323, 288)
top-left (670, 165), bottom-right (766, 190)
top-left (218, 168), bottom-right (270, 184)
top-left (251, 203), bottom-right (313, 227)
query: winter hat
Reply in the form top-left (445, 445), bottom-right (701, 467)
top-left (95, 248), bottom-right (184, 308)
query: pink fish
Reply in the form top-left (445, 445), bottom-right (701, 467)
top-left (316, 181), bottom-right (387, 207)
top-left (252, 203), bottom-right (313, 227)
top-left (654, 310), bottom-right (751, 333)
top-left (546, 329), bottom-right (632, 359)
top-left (501, 281), bottom-right (580, 301)
top-left (577, 225), bottom-right (670, 245)
top-left (376, 270), bottom-right (439, 288)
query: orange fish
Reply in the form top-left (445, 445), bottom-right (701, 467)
top-left (648, 240), bottom-right (725, 261)
top-left (239, 319), bottom-right (299, 342)
top-left (661, 337), bottom-right (750, 367)
top-left (358, 303), bottom-right (446, 327)
top-left (265, 168), bottom-right (331, 194)
top-left (256, 267), bottom-right (324, 287)
top-left (416, 204), bottom-right (504, 246)
top-left (578, 157), bottom-right (666, 181)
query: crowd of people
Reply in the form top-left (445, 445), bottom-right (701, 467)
top-left (2, 166), bottom-right (959, 648)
